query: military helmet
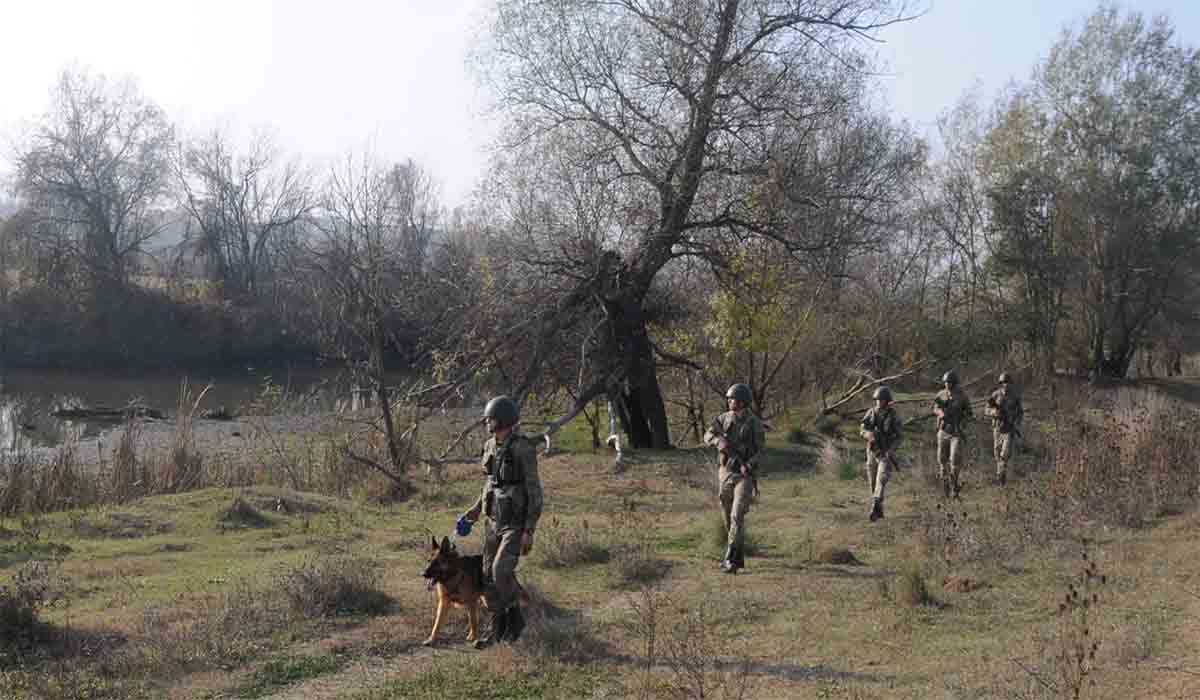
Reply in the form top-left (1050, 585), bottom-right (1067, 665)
top-left (482, 395), bottom-right (520, 427)
top-left (942, 371), bottom-right (959, 385)
top-left (872, 386), bottom-right (893, 402)
top-left (725, 383), bottom-right (753, 403)
top-left (998, 372), bottom-right (1012, 384)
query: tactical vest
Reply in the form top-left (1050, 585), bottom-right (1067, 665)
top-left (990, 389), bottom-right (1018, 432)
top-left (484, 434), bottom-right (528, 528)
top-left (862, 408), bottom-right (899, 452)
top-left (937, 390), bottom-right (969, 435)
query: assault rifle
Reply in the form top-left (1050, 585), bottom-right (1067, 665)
top-left (987, 391), bottom-right (1023, 439)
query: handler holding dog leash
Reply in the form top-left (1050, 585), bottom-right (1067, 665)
top-left (704, 383), bottom-right (765, 575)
top-left (459, 395), bottom-right (544, 648)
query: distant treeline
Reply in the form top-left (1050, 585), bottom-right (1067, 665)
top-left (3, 4), bottom-right (1200, 451)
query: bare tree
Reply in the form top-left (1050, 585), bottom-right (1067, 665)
top-left (176, 130), bottom-right (313, 302)
top-left (13, 69), bottom-right (175, 296)
top-left (476, 0), bottom-right (919, 448)
top-left (300, 153), bottom-right (442, 482)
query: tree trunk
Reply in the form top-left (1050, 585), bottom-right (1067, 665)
top-left (607, 293), bottom-right (672, 449)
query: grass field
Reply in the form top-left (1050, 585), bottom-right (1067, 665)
top-left (2, 381), bottom-right (1199, 699)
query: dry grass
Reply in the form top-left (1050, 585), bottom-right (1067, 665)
top-left (1, 379), bottom-right (1199, 699)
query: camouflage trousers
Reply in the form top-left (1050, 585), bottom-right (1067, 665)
top-left (482, 521), bottom-right (523, 611)
top-left (937, 430), bottom-right (965, 483)
top-left (993, 428), bottom-right (1014, 478)
top-left (718, 468), bottom-right (753, 551)
top-left (864, 450), bottom-right (893, 502)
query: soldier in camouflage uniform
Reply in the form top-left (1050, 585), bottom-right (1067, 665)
top-left (704, 383), bottom-right (765, 574)
top-left (860, 385), bottom-right (902, 522)
top-left (932, 371), bottom-right (973, 499)
top-left (985, 372), bottom-right (1024, 486)
top-left (460, 395), bottom-right (543, 648)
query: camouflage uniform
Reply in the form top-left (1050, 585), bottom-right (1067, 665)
top-left (986, 383), bottom-right (1024, 484)
top-left (933, 386), bottom-right (973, 497)
top-left (860, 402), bottom-right (902, 517)
top-left (704, 409), bottom-right (765, 572)
top-left (471, 431), bottom-right (543, 617)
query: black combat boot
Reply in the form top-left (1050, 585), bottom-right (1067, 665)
top-left (869, 498), bottom-right (884, 522)
top-left (732, 546), bottom-right (745, 572)
top-left (504, 604), bottom-right (525, 642)
top-left (474, 608), bottom-right (508, 649)
top-left (997, 472), bottom-right (1007, 486)
top-left (952, 475), bottom-right (961, 499)
top-left (942, 478), bottom-right (952, 499)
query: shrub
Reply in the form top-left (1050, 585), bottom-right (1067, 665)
top-left (536, 517), bottom-right (611, 569)
top-left (277, 554), bottom-right (392, 618)
top-left (0, 560), bottom-right (62, 642)
top-left (885, 562), bottom-right (937, 608)
top-left (219, 497), bottom-right (272, 530)
top-left (608, 502), bottom-right (668, 587)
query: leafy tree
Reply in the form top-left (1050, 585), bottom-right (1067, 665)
top-left (983, 6), bottom-right (1200, 378)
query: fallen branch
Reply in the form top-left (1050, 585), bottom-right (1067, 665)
top-left (820, 360), bottom-right (929, 416)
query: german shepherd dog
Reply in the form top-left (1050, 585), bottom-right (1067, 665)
top-left (421, 536), bottom-right (486, 646)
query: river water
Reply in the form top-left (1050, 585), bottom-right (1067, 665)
top-left (0, 366), bottom-right (358, 452)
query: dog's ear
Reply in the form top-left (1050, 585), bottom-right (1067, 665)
top-left (440, 536), bottom-right (451, 552)
top-left (430, 536), bottom-right (439, 552)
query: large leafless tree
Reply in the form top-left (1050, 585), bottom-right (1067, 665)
top-left (14, 69), bottom-right (175, 296)
top-left (177, 130), bottom-right (313, 303)
top-left (476, 0), bottom-right (918, 447)
top-left (300, 154), bottom-right (442, 481)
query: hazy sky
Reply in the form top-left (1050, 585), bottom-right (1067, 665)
top-left (2, 1), bottom-right (1199, 210)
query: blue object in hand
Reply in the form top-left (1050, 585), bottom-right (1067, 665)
top-left (456, 515), bottom-right (473, 537)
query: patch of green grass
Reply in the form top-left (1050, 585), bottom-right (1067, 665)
top-left (705, 515), bottom-right (762, 557)
top-left (837, 459), bottom-right (860, 481)
top-left (233, 653), bottom-right (348, 698)
top-left (0, 540), bottom-right (72, 569)
top-left (656, 529), bottom-right (707, 556)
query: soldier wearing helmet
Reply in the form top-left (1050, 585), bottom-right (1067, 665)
top-left (459, 395), bottom-right (543, 647)
top-left (703, 383), bottom-right (765, 574)
top-left (985, 372), bottom-right (1024, 485)
top-left (932, 370), bottom-right (973, 498)
top-left (860, 385), bottom-right (902, 522)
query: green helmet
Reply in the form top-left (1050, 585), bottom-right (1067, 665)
top-left (873, 386), bottom-right (893, 402)
top-left (942, 371), bottom-right (959, 386)
top-left (998, 372), bottom-right (1012, 384)
top-left (725, 383), bottom-right (753, 404)
top-left (482, 395), bottom-right (520, 427)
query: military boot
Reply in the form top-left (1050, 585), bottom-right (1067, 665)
top-left (942, 478), bottom-right (952, 499)
top-left (473, 608), bottom-right (508, 649)
top-left (997, 472), bottom-right (1007, 486)
top-left (732, 546), bottom-right (745, 572)
top-left (869, 498), bottom-right (884, 522)
top-left (504, 604), bottom-right (526, 642)
top-left (952, 474), bottom-right (962, 499)
top-left (720, 544), bottom-right (737, 574)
